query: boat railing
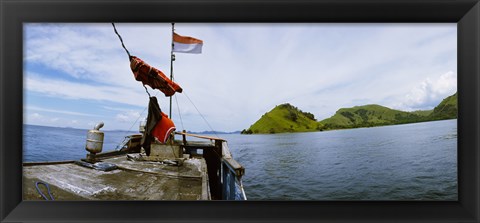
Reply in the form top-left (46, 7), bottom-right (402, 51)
top-left (175, 132), bottom-right (246, 200)
top-left (220, 141), bottom-right (246, 200)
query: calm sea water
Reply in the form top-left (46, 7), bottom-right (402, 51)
top-left (23, 125), bottom-right (137, 162)
top-left (24, 119), bottom-right (457, 200)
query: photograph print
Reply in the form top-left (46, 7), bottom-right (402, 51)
top-left (23, 23), bottom-right (457, 201)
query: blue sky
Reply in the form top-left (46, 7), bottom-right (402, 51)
top-left (24, 23), bottom-right (457, 131)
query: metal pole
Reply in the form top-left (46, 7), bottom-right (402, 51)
top-left (169, 23), bottom-right (175, 119)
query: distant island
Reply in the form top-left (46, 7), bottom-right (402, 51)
top-left (242, 92), bottom-right (457, 134)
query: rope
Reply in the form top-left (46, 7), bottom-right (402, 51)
top-left (143, 85), bottom-right (151, 97)
top-left (111, 23), bottom-right (132, 60)
top-left (110, 23), bottom-right (216, 148)
top-left (183, 91), bottom-right (219, 138)
top-left (174, 94), bottom-right (185, 130)
top-left (110, 22), bottom-right (150, 149)
top-left (35, 181), bottom-right (54, 200)
top-left (113, 90), bottom-right (162, 149)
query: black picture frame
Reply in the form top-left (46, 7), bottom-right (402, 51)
top-left (1, 0), bottom-right (479, 222)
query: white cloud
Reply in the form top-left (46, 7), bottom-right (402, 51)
top-left (26, 24), bottom-right (129, 85)
top-left (87, 122), bottom-right (98, 128)
top-left (50, 117), bottom-right (60, 122)
top-left (29, 112), bottom-right (44, 121)
top-left (25, 112), bottom-right (60, 126)
top-left (391, 71), bottom-right (457, 111)
top-left (26, 105), bottom-right (103, 117)
top-left (115, 111), bottom-right (142, 123)
top-left (25, 73), bottom-right (149, 108)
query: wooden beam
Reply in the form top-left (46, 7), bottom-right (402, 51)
top-left (174, 131), bottom-right (225, 141)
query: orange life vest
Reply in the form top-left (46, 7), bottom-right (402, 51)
top-left (151, 112), bottom-right (176, 144)
top-left (130, 56), bottom-right (182, 97)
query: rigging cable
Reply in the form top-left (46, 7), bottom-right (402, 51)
top-left (111, 23), bottom-right (163, 100)
top-left (114, 87), bottom-right (164, 150)
top-left (115, 105), bottom-right (148, 150)
top-left (111, 23), bottom-right (215, 146)
top-left (111, 22), bottom-right (152, 148)
top-left (183, 90), bottom-right (219, 138)
top-left (174, 94), bottom-right (185, 130)
top-left (143, 85), bottom-right (151, 97)
top-left (112, 23), bottom-right (132, 60)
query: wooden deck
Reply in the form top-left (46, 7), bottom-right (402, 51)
top-left (23, 154), bottom-right (210, 201)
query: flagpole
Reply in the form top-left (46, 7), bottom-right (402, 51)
top-left (169, 23), bottom-right (175, 119)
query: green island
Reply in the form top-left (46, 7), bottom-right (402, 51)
top-left (241, 92), bottom-right (457, 134)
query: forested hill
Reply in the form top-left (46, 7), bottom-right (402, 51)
top-left (241, 103), bottom-right (319, 134)
top-left (429, 92), bottom-right (457, 120)
top-left (318, 104), bottom-right (431, 130)
top-left (242, 92), bottom-right (457, 134)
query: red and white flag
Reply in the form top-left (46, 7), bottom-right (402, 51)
top-left (173, 32), bottom-right (203, 54)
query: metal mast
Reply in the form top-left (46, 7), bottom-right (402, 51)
top-left (169, 23), bottom-right (175, 118)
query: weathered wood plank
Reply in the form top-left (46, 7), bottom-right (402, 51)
top-left (174, 131), bottom-right (225, 141)
top-left (23, 160), bottom-right (75, 166)
top-left (23, 155), bottom-right (210, 200)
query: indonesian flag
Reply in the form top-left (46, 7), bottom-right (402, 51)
top-left (173, 32), bottom-right (203, 54)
